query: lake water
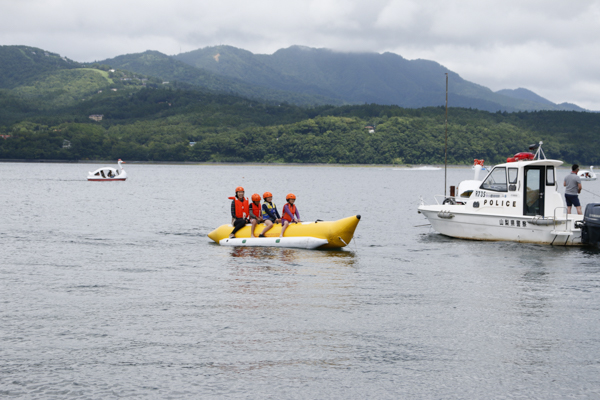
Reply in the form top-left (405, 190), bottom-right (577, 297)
top-left (2, 162), bottom-right (600, 399)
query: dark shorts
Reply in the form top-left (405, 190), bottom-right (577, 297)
top-left (565, 194), bottom-right (580, 207)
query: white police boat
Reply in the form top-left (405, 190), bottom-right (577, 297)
top-left (418, 142), bottom-right (600, 246)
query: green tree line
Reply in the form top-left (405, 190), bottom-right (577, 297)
top-left (1, 88), bottom-right (599, 165)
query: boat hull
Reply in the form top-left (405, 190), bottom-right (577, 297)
top-left (87, 165), bottom-right (127, 181)
top-left (87, 178), bottom-right (127, 181)
top-left (419, 206), bottom-right (583, 246)
top-left (219, 237), bottom-right (328, 249)
top-left (208, 215), bottom-right (361, 249)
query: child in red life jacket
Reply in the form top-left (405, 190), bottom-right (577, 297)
top-left (229, 186), bottom-right (248, 238)
top-left (280, 193), bottom-right (300, 237)
top-left (249, 193), bottom-right (264, 238)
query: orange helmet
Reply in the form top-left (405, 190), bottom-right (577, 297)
top-left (286, 193), bottom-right (296, 200)
top-left (251, 193), bottom-right (261, 202)
top-left (263, 191), bottom-right (273, 199)
top-left (235, 186), bottom-right (244, 193)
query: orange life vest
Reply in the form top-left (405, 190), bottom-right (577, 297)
top-left (230, 196), bottom-right (249, 218)
top-left (250, 202), bottom-right (262, 218)
top-left (282, 203), bottom-right (297, 222)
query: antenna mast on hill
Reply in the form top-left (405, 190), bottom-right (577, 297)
top-left (444, 73), bottom-right (448, 197)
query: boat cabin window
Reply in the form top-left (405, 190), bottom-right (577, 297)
top-left (480, 167), bottom-right (507, 192)
top-left (508, 168), bottom-right (518, 184)
top-left (508, 168), bottom-right (518, 191)
top-left (546, 167), bottom-right (555, 186)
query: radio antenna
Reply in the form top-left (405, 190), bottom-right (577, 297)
top-left (444, 73), bottom-right (448, 197)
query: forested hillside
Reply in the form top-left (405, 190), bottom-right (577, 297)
top-left (1, 86), bottom-right (598, 165)
top-left (1, 45), bottom-right (598, 166)
top-left (0, 45), bottom-right (81, 89)
top-left (0, 46), bottom-right (167, 121)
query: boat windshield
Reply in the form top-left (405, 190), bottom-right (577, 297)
top-left (480, 167), bottom-right (507, 192)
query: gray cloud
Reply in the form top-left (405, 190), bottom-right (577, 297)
top-left (1, 0), bottom-right (599, 110)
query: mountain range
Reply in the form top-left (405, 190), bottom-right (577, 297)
top-left (104, 45), bottom-right (586, 112)
top-left (0, 44), bottom-right (587, 113)
top-left (2, 45), bottom-right (599, 166)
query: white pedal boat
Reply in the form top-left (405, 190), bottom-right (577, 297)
top-left (88, 159), bottom-right (127, 181)
top-left (578, 166), bottom-right (596, 181)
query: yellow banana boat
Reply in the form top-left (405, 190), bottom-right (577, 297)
top-left (208, 215), bottom-right (361, 249)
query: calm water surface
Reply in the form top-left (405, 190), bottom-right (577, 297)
top-left (2, 162), bottom-right (600, 399)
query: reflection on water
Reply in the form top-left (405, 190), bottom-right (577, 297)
top-left (228, 246), bottom-right (358, 266)
top-left (579, 246), bottom-right (600, 258)
top-left (229, 246), bottom-right (287, 260)
top-left (224, 245), bottom-right (359, 317)
top-left (518, 265), bottom-right (551, 321)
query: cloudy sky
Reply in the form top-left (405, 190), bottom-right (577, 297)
top-left (2, 0), bottom-right (599, 110)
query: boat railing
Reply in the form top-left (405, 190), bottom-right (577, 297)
top-left (434, 194), bottom-right (458, 205)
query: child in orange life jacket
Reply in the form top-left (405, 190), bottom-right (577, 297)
top-left (229, 186), bottom-right (248, 238)
top-left (248, 193), bottom-right (264, 238)
top-left (280, 193), bottom-right (300, 237)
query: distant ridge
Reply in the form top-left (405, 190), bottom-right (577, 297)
top-left (496, 88), bottom-right (554, 105)
top-left (495, 88), bottom-right (586, 111)
top-left (172, 45), bottom-right (587, 112)
top-left (99, 50), bottom-right (342, 106)
top-left (0, 44), bottom-right (589, 112)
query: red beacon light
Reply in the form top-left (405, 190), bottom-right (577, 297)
top-left (507, 152), bottom-right (535, 163)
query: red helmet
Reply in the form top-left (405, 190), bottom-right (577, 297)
top-left (286, 193), bottom-right (296, 200)
top-left (263, 191), bottom-right (273, 199)
top-left (235, 186), bottom-right (244, 193)
top-left (251, 193), bottom-right (261, 202)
